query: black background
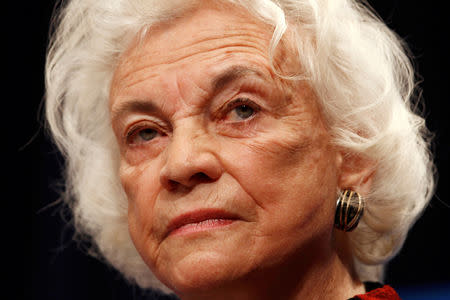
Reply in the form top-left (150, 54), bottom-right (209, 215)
top-left (13, 1), bottom-right (449, 299)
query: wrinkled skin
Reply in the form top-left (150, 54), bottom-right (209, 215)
top-left (110, 2), bottom-right (367, 299)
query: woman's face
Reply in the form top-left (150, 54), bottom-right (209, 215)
top-left (110, 2), bottom-right (342, 294)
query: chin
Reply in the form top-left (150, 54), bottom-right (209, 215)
top-left (152, 231), bottom-right (254, 293)
top-left (151, 223), bottom-right (243, 286)
top-left (160, 250), bottom-right (244, 294)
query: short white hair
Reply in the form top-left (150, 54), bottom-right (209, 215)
top-left (45, 0), bottom-right (435, 292)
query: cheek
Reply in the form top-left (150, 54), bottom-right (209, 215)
top-left (120, 160), bottom-right (163, 264)
top-left (221, 126), bottom-right (338, 236)
top-left (211, 133), bottom-right (338, 272)
top-left (227, 126), bottom-right (336, 194)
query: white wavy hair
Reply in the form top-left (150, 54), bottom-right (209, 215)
top-left (45, 0), bottom-right (435, 292)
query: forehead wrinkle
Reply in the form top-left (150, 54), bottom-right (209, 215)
top-left (115, 31), bottom-right (270, 89)
top-left (118, 48), bottom-right (269, 93)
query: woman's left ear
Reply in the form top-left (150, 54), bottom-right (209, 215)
top-left (336, 151), bottom-right (376, 195)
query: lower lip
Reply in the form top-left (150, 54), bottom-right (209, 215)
top-left (170, 218), bottom-right (235, 236)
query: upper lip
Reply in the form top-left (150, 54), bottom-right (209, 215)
top-left (165, 209), bottom-right (240, 237)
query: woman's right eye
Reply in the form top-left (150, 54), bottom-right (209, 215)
top-left (126, 126), bottom-right (161, 145)
top-left (139, 128), bottom-right (158, 141)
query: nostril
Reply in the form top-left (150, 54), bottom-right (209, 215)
top-left (190, 172), bottom-right (214, 184)
top-left (165, 173), bottom-right (213, 191)
top-left (167, 179), bottom-right (179, 190)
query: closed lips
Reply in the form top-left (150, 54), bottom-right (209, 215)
top-left (166, 209), bottom-right (240, 237)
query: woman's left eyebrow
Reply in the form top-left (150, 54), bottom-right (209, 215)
top-left (211, 65), bottom-right (266, 93)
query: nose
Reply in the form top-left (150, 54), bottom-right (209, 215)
top-left (160, 122), bottom-right (223, 191)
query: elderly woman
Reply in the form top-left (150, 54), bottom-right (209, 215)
top-left (45, 0), bottom-right (434, 299)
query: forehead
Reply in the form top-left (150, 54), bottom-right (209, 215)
top-left (110, 2), bottom-right (277, 95)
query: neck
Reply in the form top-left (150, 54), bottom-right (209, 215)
top-left (178, 233), bottom-right (365, 300)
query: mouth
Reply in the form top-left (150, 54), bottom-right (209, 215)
top-left (166, 209), bottom-right (240, 237)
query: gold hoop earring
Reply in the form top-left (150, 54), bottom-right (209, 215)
top-left (334, 190), bottom-right (365, 232)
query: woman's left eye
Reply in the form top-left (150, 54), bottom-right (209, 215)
top-left (225, 98), bottom-right (259, 121)
top-left (233, 105), bottom-right (255, 120)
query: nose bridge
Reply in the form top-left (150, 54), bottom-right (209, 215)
top-left (160, 117), bottom-right (222, 189)
top-left (171, 118), bottom-right (205, 164)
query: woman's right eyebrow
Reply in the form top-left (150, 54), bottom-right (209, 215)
top-left (111, 100), bottom-right (158, 124)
